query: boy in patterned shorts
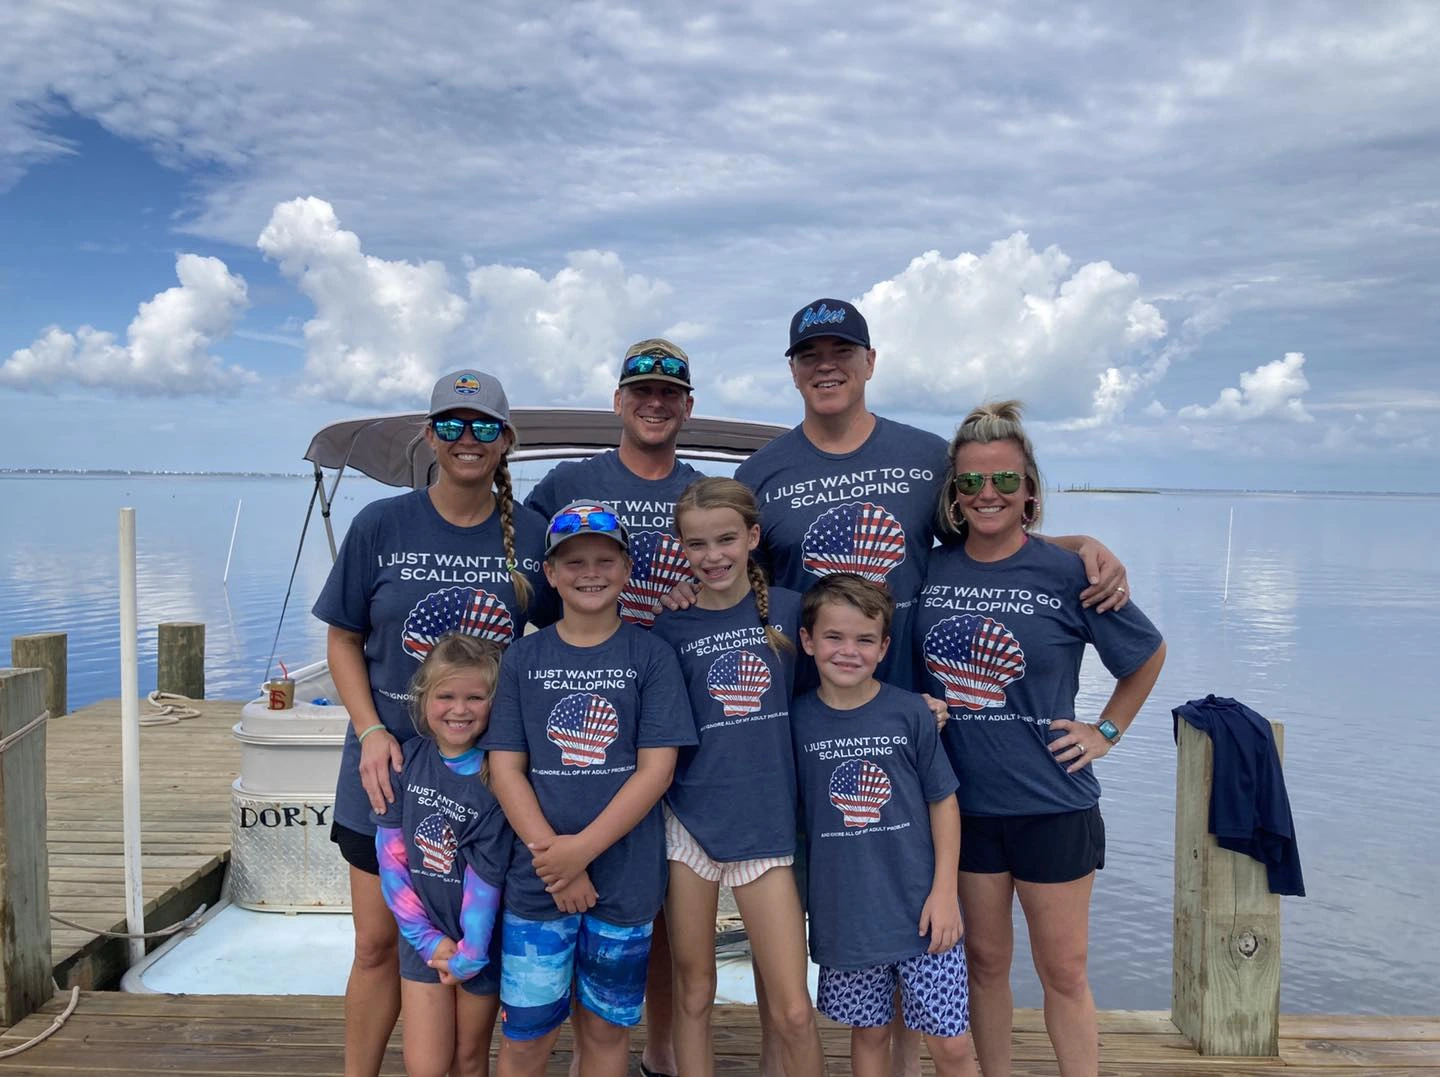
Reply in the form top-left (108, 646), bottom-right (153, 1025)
top-left (791, 573), bottom-right (979, 1076)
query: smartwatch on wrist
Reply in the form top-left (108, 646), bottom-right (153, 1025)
top-left (1097, 719), bottom-right (1122, 743)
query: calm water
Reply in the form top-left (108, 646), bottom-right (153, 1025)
top-left (2, 474), bottom-right (1437, 1014)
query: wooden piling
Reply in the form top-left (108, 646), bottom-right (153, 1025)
top-left (0, 667), bottom-right (53, 1027)
top-left (156, 622), bottom-right (205, 699)
top-left (11, 632), bottom-right (67, 720)
top-left (1172, 718), bottom-right (1283, 1055)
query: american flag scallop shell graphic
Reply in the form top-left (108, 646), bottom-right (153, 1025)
top-left (705, 649), bottom-right (772, 717)
top-left (618, 531), bottom-right (693, 627)
top-left (923, 614), bottom-right (1026, 711)
top-left (414, 812), bottom-right (458, 873)
top-left (801, 502), bottom-right (906, 583)
top-left (828, 758), bottom-right (892, 828)
top-left (546, 692), bottom-right (621, 767)
top-left (402, 586), bottom-right (514, 660)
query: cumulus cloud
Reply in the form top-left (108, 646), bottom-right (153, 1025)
top-left (0, 254), bottom-right (252, 394)
top-left (257, 197), bottom-right (675, 408)
top-left (466, 250), bottom-right (673, 404)
top-left (863, 233), bottom-right (1167, 420)
top-left (1178, 352), bottom-right (1312, 423)
top-left (258, 196), bottom-right (468, 407)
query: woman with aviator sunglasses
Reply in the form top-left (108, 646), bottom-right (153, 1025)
top-left (313, 369), bottom-right (555, 1077)
top-left (913, 401), bottom-right (1166, 1077)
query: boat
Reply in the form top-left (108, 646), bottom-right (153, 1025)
top-left (124, 406), bottom-right (789, 993)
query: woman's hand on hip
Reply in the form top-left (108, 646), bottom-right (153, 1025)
top-left (359, 728), bottom-right (404, 813)
top-left (1048, 718), bottom-right (1111, 774)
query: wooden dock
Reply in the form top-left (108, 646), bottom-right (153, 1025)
top-left (3, 993), bottom-right (1437, 1074)
top-left (5, 692), bottom-right (1439, 1073)
top-left (42, 696), bottom-right (242, 987)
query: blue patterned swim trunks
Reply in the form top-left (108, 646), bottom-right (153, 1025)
top-left (499, 910), bottom-right (653, 1039)
top-left (817, 945), bottom-right (972, 1037)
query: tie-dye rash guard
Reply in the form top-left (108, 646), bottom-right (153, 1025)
top-left (374, 741), bottom-right (510, 984)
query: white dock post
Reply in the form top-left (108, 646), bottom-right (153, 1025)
top-left (119, 508), bottom-right (145, 966)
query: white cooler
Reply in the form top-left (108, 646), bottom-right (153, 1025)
top-left (229, 673), bottom-right (352, 910)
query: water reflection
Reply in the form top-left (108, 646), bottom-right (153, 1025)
top-left (2, 479), bottom-right (1438, 1014)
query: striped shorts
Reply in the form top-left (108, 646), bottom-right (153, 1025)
top-left (663, 805), bottom-right (792, 888)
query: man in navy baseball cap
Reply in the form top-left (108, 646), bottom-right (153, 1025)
top-left (785, 298), bottom-right (870, 356)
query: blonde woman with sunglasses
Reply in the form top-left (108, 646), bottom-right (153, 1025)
top-left (913, 401), bottom-right (1167, 1077)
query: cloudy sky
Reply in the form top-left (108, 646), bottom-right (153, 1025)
top-left (2, 2), bottom-right (1437, 489)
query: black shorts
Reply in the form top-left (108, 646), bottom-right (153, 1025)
top-left (331, 820), bottom-right (379, 876)
top-left (959, 805), bottom-right (1105, 884)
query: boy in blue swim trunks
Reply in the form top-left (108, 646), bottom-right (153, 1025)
top-left (484, 501), bottom-right (696, 1076)
top-left (793, 573), bottom-right (979, 1076)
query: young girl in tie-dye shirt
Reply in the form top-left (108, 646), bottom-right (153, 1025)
top-left (374, 634), bottom-right (511, 1077)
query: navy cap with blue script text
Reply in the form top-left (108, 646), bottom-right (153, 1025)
top-left (786, 298), bottom-right (870, 356)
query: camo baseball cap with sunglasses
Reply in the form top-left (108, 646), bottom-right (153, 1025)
top-left (618, 338), bottom-right (692, 391)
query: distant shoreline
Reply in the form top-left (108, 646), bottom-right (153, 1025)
top-left (1059, 485), bottom-right (1439, 498)
top-left (0, 468), bottom-right (308, 479)
top-left (2, 470), bottom-right (1436, 497)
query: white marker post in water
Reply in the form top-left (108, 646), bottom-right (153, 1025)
top-left (1223, 506), bottom-right (1234, 604)
top-left (223, 498), bottom-right (243, 586)
top-left (119, 507), bottom-right (145, 965)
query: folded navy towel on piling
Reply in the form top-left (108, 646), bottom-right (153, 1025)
top-left (1173, 694), bottom-right (1305, 897)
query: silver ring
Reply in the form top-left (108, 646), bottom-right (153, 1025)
top-left (1076, 743), bottom-right (1086, 755)
top-left (1116, 585), bottom-right (1127, 594)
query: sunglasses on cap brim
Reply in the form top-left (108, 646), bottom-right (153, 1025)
top-left (622, 353), bottom-right (690, 381)
top-left (548, 509), bottom-right (623, 539)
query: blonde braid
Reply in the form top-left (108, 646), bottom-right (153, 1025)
top-left (494, 457), bottom-right (533, 612)
top-left (748, 560), bottom-right (794, 656)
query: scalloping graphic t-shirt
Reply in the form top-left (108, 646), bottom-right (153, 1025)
top-left (735, 417), bottom-right (948, 690)
top-left (482, 622), bottom-right (696, 924)
top-left (313, 489), bottom-right (553, 832)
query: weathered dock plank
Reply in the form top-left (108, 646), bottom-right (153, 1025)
top-left (39, 696), bottom-right (242, 987)
top-left (3, 995), bottom-right (1438, 1075)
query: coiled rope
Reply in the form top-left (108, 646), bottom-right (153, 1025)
top-left (141, 689), bottom-right (203, 726)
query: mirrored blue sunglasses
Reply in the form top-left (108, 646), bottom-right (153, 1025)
top-left (622, 353), bottom-right (690, 381)
top-left (548, 509), bottom-right (622, 538)
top-left (431, 416), bottom-right (505, 443)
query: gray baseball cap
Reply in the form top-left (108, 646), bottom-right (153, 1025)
top-left (427, 369), bottom-right (510, 421)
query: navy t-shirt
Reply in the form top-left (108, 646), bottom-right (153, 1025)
top-left (312, 489), bottom-right (553, 832)
top-left (525, 450), bottom-right (703, 627)
top-left (915, 537), bottom-right (1163, 817)
top-left (372, 738), bottom-right (511, 987)
top-left (650, 588), bottom-right (803, 862)
top-left (793, 683), bottom-right (958, 970)
top-left (482, 622), bottom-right (696, 925)
top-left (735, 417), bottom-right (948, 690)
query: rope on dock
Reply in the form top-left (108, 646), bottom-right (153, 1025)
top-left (0, 985), bottom-right (79, 1060)
top-left (0, 709), bottom-right (49, 754)
top-left (141, 690), bottom-right (203, 726)
top-left (49, 902), bottom-right (210, 940)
